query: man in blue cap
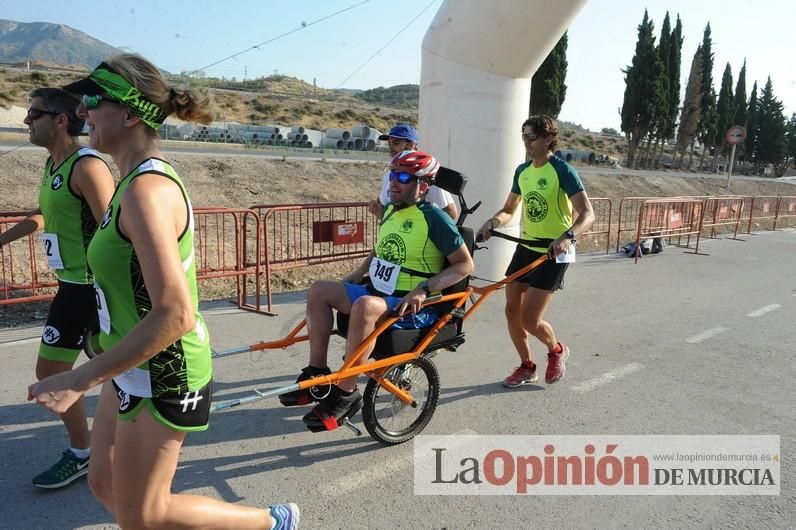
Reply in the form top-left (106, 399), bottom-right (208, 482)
top-left (369, 124), bottom-right (458, 219)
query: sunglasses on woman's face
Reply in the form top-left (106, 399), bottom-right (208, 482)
top-left (81, 94), bottom-right (121, 110)
top-left (26, 107), bottom-right (60, 120)
top-left (521, 132), bottom-right (542, 142)
top-left (388, 170), bottom-right (417, 184)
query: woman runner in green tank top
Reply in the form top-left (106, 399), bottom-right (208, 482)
top-left (28, 54), bottom-right (299, 530)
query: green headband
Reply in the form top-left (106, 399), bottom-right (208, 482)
top-left (89, 63), bottom-right (168, 129)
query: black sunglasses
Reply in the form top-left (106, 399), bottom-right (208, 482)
top-left (521, 132), bottom-right (543, 142)
top-left (27, 107), bottom-right (61, 120)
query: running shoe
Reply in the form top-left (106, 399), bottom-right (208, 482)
top-left (502, 362), bottom-right (538, 387)
top-left (269, 503), bottom-right (300, 530)
top-left (545, 343), bottom-right (570, 384)
top-left (32, 450), bottom-right (89, 489)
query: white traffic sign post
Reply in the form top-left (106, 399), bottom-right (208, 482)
top-left (725, 125), bottom-right (747, 187)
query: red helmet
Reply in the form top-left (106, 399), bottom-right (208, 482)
top-left (390, 150), bottom-right (440, 179)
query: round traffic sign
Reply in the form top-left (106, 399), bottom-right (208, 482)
top-left (726, 125), bottom-right (747, 145)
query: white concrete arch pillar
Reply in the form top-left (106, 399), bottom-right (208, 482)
top-left (419, 0), bottom-right (587, 278)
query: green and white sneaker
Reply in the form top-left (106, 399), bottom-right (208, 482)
top-left (32, 450), bottom-right (89, 489)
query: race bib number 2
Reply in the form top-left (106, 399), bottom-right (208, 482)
top-left (369, 257), bottom-right (400, 295)
top-left (42, 233), bottom-right (64, 269)
top-left (94, 283), bottom-right (111, 334)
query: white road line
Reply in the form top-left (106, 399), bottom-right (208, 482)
top-left (686, 327), bottom-right (728, 344)
top-left (747, 304), bottom-right (781, 318)
top-left (319, 428), bottom-right (477, 496)
top-left (570, 363), bottom-right (644, 393)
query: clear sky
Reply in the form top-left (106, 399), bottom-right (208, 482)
top-left (2, 0), bottom-right (794, 132)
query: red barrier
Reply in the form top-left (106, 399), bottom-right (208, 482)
top-left (2, 209), bottom-right (264, 312)
top-left (746, 196), bottom-right (780, 233)
top-left (0, 215), bottom-right (58, 305)
top-left (634, 198), bottom-right (704, 263)
top-left (701, 196), bottom-right (745, 239)
top-left (193, 208), bottom-right (264, 314)
top-left (581, 197), bottom-right (612, 253)
top-left (254, 202), bottom-right (377, 313)
top-left (774, 196), bottom-right (796, 230)
top-left (616, 196), bottom-right (661, 252)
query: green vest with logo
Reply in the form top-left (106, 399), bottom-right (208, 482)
top-left (511, 155), bottom-right (585, 252)
top-left (38, 147), bottom-right (104, 284)
top-left (376, 202), bottom-right (463, 292)
top-left (87, 158), bottom-right (211, 397)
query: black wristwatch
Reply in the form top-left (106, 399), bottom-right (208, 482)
top-left (418, 281), bottom-right (431, 296)
top-left (564, 229), bottom-right (576, 241)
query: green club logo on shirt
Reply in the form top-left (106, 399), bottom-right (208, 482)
top-left (376, 233), bottom-right (406, 264)
top-left (400, 219), bottom-right (414, 233)
top-left (51, 175), bottom-right (64, 190)
top-left (537, 177), bottom-right (548, 190)
top-left (524, 191), bottom-right (548, 222)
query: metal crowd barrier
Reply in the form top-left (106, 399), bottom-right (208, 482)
top-left (252, 202), bottom-right (378, 313)
top-left (0, 214), bottom-right (57, 305)
top-left (1, 209), bottom-right (263, 312)
top-left (634, 198), bottom-right (704, 263)
top-left (700, 196), bottom-right (746, 239)
top-left (193, 208), bottom-right (264, 314)
top-left (745, 196), bottom-right (780, 233)
top-left (581, 197), bottom-right (612, 253)
top-left (774, 196), bottom-right (796, 230)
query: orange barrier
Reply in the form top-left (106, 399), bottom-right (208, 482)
top-left (701, 196), bottom-right (745, 239)
top-left (0, 215), bottom-right (57, 305)
top-left (193, 208), bottom-right (264, 314)
top-left (616, 196), bottom-right (661, 253)
top-left (745, 196), bottom-right (780, 233)
top-left (774, 196), bottom-right (796, 230)
top-left (1, 209), bottom-right (263, 311)
top-left (634, 198), bottom-right (704, 263)
top-left (253, 202), bottom-right (378, 313)
top-left (581, 197), bottom-right (612, 253)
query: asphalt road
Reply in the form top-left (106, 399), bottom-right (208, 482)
top-left (1, 230), bottom-right (794, 529)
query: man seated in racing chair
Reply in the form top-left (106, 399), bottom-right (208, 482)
top-left (279, 150), bottom-right (474, 431)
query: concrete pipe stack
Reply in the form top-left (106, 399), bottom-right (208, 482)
top-left (304, 129), bottom-right (323, 148)
top-left (555, 149), bottom-right (596, 164)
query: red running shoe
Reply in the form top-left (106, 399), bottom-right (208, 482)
top-left (502, 362), bottom-right (538, 388)
top-left (545, 343), bottom-right (570, 384)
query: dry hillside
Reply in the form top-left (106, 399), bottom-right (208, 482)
top-left (1, 62), bottom-right (625, 157)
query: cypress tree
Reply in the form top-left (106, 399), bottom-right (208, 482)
top-left (621, 10), bottom-right (663, 168)
top-left (530, 31), bottom-right (568, 118)
top-left (755, 77), bottom-right (786, 174)
top-left (648, 12), bottom-right (672, 168)
top-left (661, 14), bottom-right (684, 167)
top-left (696, 24), bottom-right (716, 168)
top-left (783, 113), bottom-right (796, 174)
top-left (732, 60), bottom-right (747, 126)
top-left (746, 82), bottom-right (759, 165)
top-left (675, 46), bottom-right (703, 168)
top-left (732, 60), bottom-right (748, 160)
top-left (713, 63), bottom-right (734, 166)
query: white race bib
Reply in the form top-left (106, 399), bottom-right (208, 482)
top-left (369, 257), bottom-right (400, 295)
top-left (113, 368), bottom-right (153, 398)
top-left (94, 283), bottom-right (111, 334)
top-left (556, 244), bottom-right (576, 264)
top-left (42, 233), bottom-right (64, 269)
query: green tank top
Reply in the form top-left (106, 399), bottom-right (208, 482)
top-left (38, 147), bottom-right (105, 284)
top-left (511, 156), bottom-right (584, 252)
top-left (376, 202), bottom-right (463, 292)
top-left (87, 158), bottom-right (211, 398)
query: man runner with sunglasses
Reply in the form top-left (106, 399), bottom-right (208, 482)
top-left (0, 88), bottom-right (114, 488)
top-left (281, 150), bottom-right (473, 432)
top-left (368, 124), bottom-right (458, 219)
top-left (476, 115), bottom-right (594, 388)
